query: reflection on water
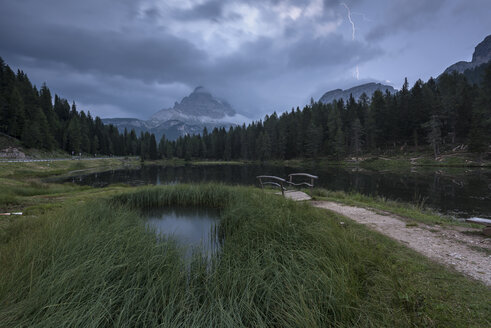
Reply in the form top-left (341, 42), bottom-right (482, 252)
top-left (145, 207), bottom-right (220, 257)
top-left (64, 164), bottom-right (491, 219)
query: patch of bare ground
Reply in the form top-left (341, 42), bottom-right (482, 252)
top-left (311, 201), bottom-right (491, 287)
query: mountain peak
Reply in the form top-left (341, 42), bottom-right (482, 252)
top-left (193, 86), bottom-right (209, 94)
top-left (104, 87), bottom-right (242, 140)
top-left (444, 34), bottom-right (491, 74)
top-left (472, 35), bottom-right (491, 64)
top-left (150, 87), bottom-right (236, 122)
top-left (171, 87), bottom-right (235, 118)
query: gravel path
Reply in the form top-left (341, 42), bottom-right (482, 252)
top-left (311, 201), bottom-right (491, 287)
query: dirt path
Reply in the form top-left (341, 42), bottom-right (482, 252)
top-left (311, 201), bottom-right (491, 287)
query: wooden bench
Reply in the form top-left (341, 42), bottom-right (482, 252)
top-left (256, 173), bottom-right (319, 200)
top-left (256, 175), bottom-right (288, 196)
top-left (465, 218), bottom-right (491, 236)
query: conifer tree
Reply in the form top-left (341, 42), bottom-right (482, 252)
top-left (423, 114), bottom-right (442, 159)
top-left (351, 118), bottom-right (363, 156)
top-left (305, 121), bottom-right (322, 158)
top-left (7, 88), bottom-right (25, 138)
top-left (469, 64), bottom-right (491, 155)
top-left (149, 134), bottom-right (158, 160)
top-left (67, 118), bottom-right (82, 153)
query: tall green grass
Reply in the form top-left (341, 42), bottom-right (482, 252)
top-left (1, 184), bottom-right (489, 327)
top-left (0, 179), bottom-right (88, 211)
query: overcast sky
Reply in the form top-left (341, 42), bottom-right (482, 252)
top-left (0, 0), bottom-right (490, 120)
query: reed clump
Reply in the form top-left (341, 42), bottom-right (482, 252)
top-left (0, 184), bottom-right (489, 327)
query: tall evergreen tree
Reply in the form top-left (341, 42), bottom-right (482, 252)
top-left (149, 134), bottom-right (158, 160)
top-left (469, 64), bottom-right (491, 155)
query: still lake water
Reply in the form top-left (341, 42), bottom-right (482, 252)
top-left (65, 164), bottom-right (491, 219)
top-left (145, 207), bottom-right (220, 257)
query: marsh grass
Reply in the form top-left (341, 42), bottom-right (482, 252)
top-left (0, 184), bottom-right (490, 327)
top-left (0, 180), bottom-right (88, 211)
top-left (0, 157), bottom-right (138, 179)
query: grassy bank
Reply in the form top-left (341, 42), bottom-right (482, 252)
top-left (308, 188), bottom-right (479, 227)
top-left (0, 157), bottom-right (139, 179)
top-left (265, 151), bottom-right (491, 170)
top-left (1, 184), bottom-right (489, 327)
top-left (0, 157), bottom-right (139, 213)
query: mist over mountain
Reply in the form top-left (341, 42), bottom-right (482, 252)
top-left (319, 82), bottom-right (395, 104)
top-left (103, 87), bottom-right (247, 140)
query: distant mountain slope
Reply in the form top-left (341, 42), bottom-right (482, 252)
top-left (103, 87), bottom-right (246, 140)
top-left (319, 82), bottom-right (395, 104)
top-left (443, 34), bottom-right (491, 75)
top-left (101, 118), bottom-right (148, 135)
top-left (150, 86), bottom-right (236, 124)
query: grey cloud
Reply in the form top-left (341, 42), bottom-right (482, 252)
top-left (0, 0), bottom-right (384, 120)
top-left (143, 7), bottom-right (161, 20)
top-left (173, 0), bottom-right (225, 21)
top-left (207, 32), bottom-right (379, 84)
top-left (172, 0), bottom-right (337, 23)
top-left (7, 61), bottom-right (188, 118)
top-left (287, 35), bottom-right (380, 69)
top-left (366, 0), bottom-right (446, 41)
top-left (241, 0), bottom-right (360, 7)
top-left (0, 15), bottom-right (208, 84)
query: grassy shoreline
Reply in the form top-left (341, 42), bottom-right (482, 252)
top-left (307, 189), bottom-right (479, 227)
top-left (268, 151), bottom-right (491, 169)
top-left (0, 157), bottom-right (140, 214)
top-left (1, 157), bottom-right (484, 225)
top-left (1, 184), bottom-right (490, 326)
top-left (182, 152), bottom-right (491, 170)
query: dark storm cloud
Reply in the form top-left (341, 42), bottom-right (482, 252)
top-left (241, 0), bottom-right (361, 7)
top-left (0, 0), bottom-right (384, 118)
top-left (202, 33), bottom-right (378, 86)
top-left (0, 12), bottom-right (373, 85)
top-left (366, 0), bottom-right (447, 41)
top-left (173, 0), bottom-right (363, 23)
top-left (173, 0), bottom-right (225, 21)
top-left (287, 35), bottom-right (380, 69)
top-left (0, 16), bottom-right (207, 84)
top-left (143, 7), bottom-right (162, 21)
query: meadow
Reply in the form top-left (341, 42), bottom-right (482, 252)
top-left (1, 183), bottom-right (490, 327)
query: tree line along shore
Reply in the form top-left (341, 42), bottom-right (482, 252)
top-left (1, 57), bottom-right (490, 162)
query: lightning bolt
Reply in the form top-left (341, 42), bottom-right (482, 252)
top-left (341, 3), bottom-right (355, 41)
top-left (341, 2), bottom-right (360, 80)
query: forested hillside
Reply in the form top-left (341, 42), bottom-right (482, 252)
top-left (1, 56), bottom-right (490, 161)
top-left (159, 64), bottom-right (491, 160)
top-left (0, 57), bottom-right (159, 159)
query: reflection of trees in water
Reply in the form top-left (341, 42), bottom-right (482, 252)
top-left (66, 165), bottom-right (491, 218)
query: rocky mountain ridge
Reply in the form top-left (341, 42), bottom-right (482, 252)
top-left (103, 87), bottom-right (244, 140)
top-left (319, 82), bottom-right (395, 104)
top-left (444, 34), bottom-right (491, 74)
top-left (150, 86), bottom-right (236, 124)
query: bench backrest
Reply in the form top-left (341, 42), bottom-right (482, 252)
top-left (288, 173), bottom-right (318, 188)
top-left (257, 173), bottom-right (319, 195)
